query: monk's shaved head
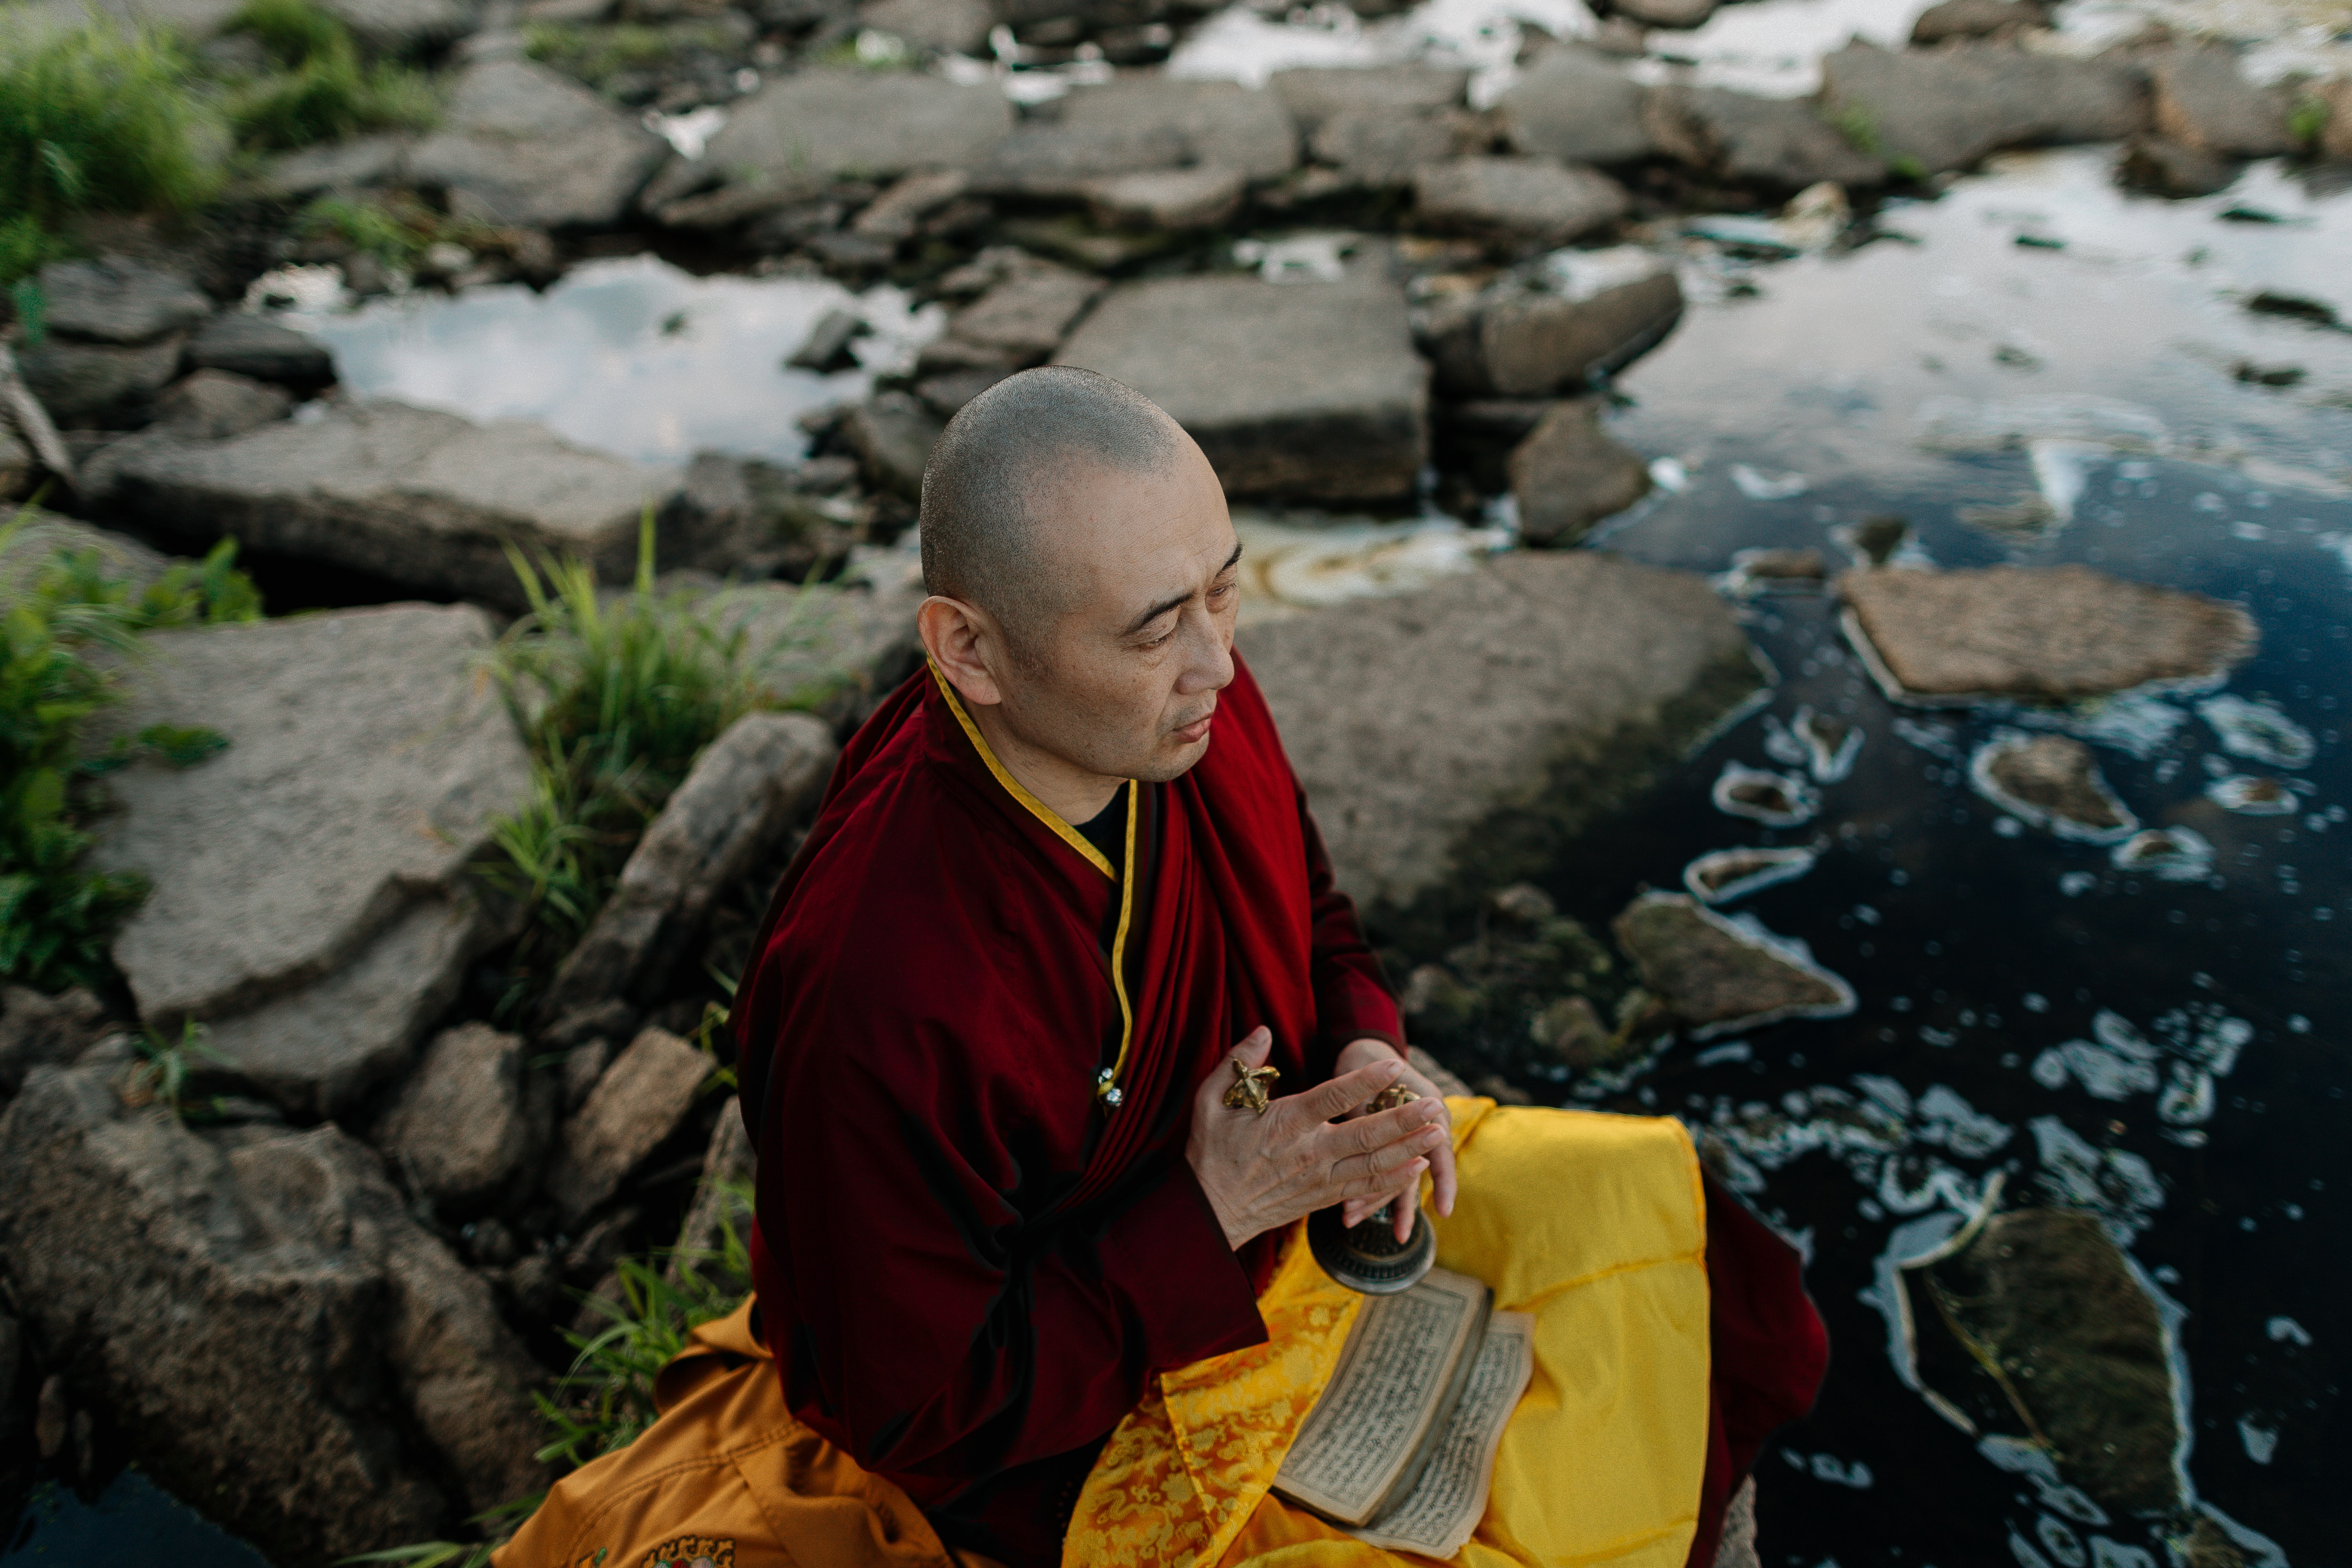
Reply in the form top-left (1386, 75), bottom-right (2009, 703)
top-left (919, 366), bottom-right (1185, 643)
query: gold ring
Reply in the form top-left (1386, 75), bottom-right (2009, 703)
top-left (1368, 1082), bottom-right (1419, 1114)
top-left (1222, 1059), bottom-right (1280, 1115)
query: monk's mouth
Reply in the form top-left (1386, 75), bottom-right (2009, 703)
top-left (1171, 711), bottom-right (1214, 744)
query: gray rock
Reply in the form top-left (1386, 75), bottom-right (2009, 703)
top-left (973, 122), bottom-right (1187, 197)
top-left (0, 987), bottom-right (112, 1095)
top-left (544, 1026), bottom-right (707, 1222)
top-left (1506, 399), bottom-right (1653, 546)
top-left (17, 334), bottom-right (185, 427)
top-left (0, 428), bottom-right (31, 498)
top-left (855, 0), bottom-right (990, 52)
top-left (1313, 113), bottom-right (1478, 187)
top-left (1969, 731), bottom-right (2135, 840)
top-left (2144, 43), bottom-right (2296, 156)
top-left (186, 312), bottom-right (338, 388)
top-left (1270, 64), bottom-right (1469, 133)
top-left (1611, 893), bottom-right (1854, 1037)
top-left (152, 370), bottom-right (291, 440)
top-left (704, 70), bottom-right (1013, 188)
top-left (1499, 46), bottom-right (1656, 166)
top-left (316, 0), bottom-right (482, 53)
top-left (1839, 564), bottom-right (2257, 703)
top-left (261, 132), bottom-right (416, 200)
top-left (1060, 77), bottom-right (1298, 182)
top-left (1412, 157), bottom-right (1629, 248)
top-left (0, 1064), bottom-right (549, 1563)
top-left (668, 1101), bottom-right (753, 1279)
top-left (932, 262), bottom-right (1106, 368)
top-left (15, 0), bottom-right (248, 37)
top-left (36, 256), bottom-right (211, 346)
top-left (840, 392), bottom-right (943, 501)
top-left (1611, 0), bottom-right (1715, 24)
top-left (546, 711), bottom-right (838, 1014)
top-left (1239, 551), bottom-right (1761, 908)
top-left (702, 574), bottom-right (929, 724)
top-left (109, 399), bottom-right (679, 604)
top-left (560, 1037), bottom-right (614, 1113)
top-left (1818, 41), bottom-right (2149, 175)
top-left (1642, 85), bottom-right (1887, 189)
top-left (849, 168), bottom-right (973, 242)
top-left (2118, 135), bottom-right (2239, 197)
top-left (88, 605), bottom-right (531, 1117)
top-left (0, 515), bottom-right (173, 601)
top-left (1055, 264), bottom-right (1428, 503)
top-left (407, 60), bottom-right (668, 229)
top-left (787, 307), bottom-right (866, 372)
top-left (371, 1023), bottom-right (543, 1213)
top-left (1422, 270), bottom-right (1684, 397)
top-left (1083, 167), bottom-right (1246, 230)
top-left (2319, 76), bottom-right (2352, 162)
top-left (1910, 0), bottom-right (2045, 43)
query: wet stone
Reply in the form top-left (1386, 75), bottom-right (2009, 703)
top-left (1839, 564), bottom-right (2257, 704)
top-left (1412, 157), bottom-right (1630, 249)
top-left (1711, 761), bottom-right (1820, 827)
top-left (152, 370), bottom-right (291, 440)
top-left (36, 256), bottom-right (211, 346)
top-left (1909, 1208), bottom-right (2181, 1512)
top-left (1056, 265), bottom-right (1427, 504)
top-left (407, 60), bottom-right (669, 229)
top-left (2144, 43), bottom-right (2298, 157)
top-left (1641, 86), bottom-right (1886, 192)
top-left (2205, 774), bottom-right (2296, 815)
top-left (1505, 44), bottom-right (1656, 167)
top-left (1422, 270), bottom-right (1684, 399)
top-left (1084, 167), bottom-right (1245, 230)
top-left (1505, 399), bottom-right (1653, 546)
top-left (1683, 845), bottom-right (1819, 905)
top-left (1610, 0), bottom-right (1715, 25)
top-left (2320, 76), bottom-right (2352, 163)
top-left (1909, 0), bottom-right (2046, 43)
top-left (2196, 693), bottom-right (2313, 768)
top-left (187, 312), bottom-right (337, 388)
top-left (1610, 892), bottom-right (1854, 1038)
top-left (1968, 731), bottom-right (2137, 842)
top-left (787, 307), bottom-right (867, 372)
top-left (2119, 136), bottom-right (2240, 199)
top-left (705, 70), bottom-right (1013, 189)
top-left (2109, 825), bottom-right (2213, 880)
top-left (1818, 41), bottom-right (2149, 176)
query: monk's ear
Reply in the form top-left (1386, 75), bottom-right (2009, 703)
top-left (918, 595), bottom-right (1006, 708)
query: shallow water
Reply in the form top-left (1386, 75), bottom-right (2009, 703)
top-left (1, 1472), bottom-right (271, 1567)
top-left (281, 254), bottom-right (943, 466)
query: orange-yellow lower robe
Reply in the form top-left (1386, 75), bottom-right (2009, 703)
top-left (495, 1099), bottom-right (1711, 1568)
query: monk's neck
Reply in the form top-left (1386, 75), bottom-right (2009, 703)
top-left (965, 701), bottom-right (1125, 827)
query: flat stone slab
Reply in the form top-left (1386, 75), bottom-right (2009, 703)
top-left (1840, 564), bottom-right (2256, 704)
top-left (1270, 64), bottom-right (1469, 133)
top-left (1642, 85), bottom-right (1887, 189)
top-left (704, 69), bottom-right (1013, 187)
top-left (1060, 78), bottom-right (1299, 183)
top-left (1499, 47), bottom-right (1655, 165)
top-left (1967, 730), bottom-right (2137, 841)
top-left (1055, 265), bottom-right (1428, 503)
top-left (1820, 41), bottom-right (2148, 175)
top-left (109, 399), bottom-right (679, 603)
top-left (2144, 43), bottom-right (2297, 157)
top-left (1239, 550), bottom-right (1762, 908)
top-left (187, 312), bottom-right (337, 388)
top-left (1611, 892), bottom-right (1855, 1038)
top-left (37, 256), bottom-right (211, 346)
top-left (407, 59), bottom-right (667, 229)
top-left (1506, 399), bottom-right (1654, 546)
top-left (88, 605), bottom-right (530, 1110)
top-left (1413, 156), bottom-right (1629, 247)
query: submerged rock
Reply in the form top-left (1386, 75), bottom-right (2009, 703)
top-left (2196, 693), bottom-right (2313, 768)
top-left (2109, 825), bottom-right (2214, 880)
top-left (1056, 265), bottom-right (1427, 503)
top-left (1241, 551), bottom-right (1760, 908)
top-left (88, 605), bottom-right (531, 1118)
top-left (1421, 270), bottom-right (1684, 399)
top-left (1611, 892), bottom-right (1854, 1038)
top-left (1642, 86), bottom-right (1887, 191)
top-left (407, 60), bottom-right (669, 229)
top-left (2204, 773), bottom-right (2296, 815)
top-left (1840, 564), bottom-right (2256, 704)
top-left (1907, 1207), bottom-right (2180, 1512)
top-left (1968, 731), bottom-right (2137, 842)
top-left (1683, 845), bottom-right (1819, 905)
top-left (1711, 761), bottom-right (1820, 828)
top-left (1819, 41), bottom-right (2148, 175)
top-left (1505, 398), bottom-right (1653, 546)
top-left (2119, 135), bottom-right (2241, 198)
top-left (1498, 46), bottom-right (1655, 166)
top-left (0, 1063), bottom-right (551, 1563)
top-left (1413, 157), bottom-right (1630, 248)
top-left (109, 399), bottom-right (680, 604)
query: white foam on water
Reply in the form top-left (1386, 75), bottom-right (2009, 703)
top-left (2266, 1316), bottom-right (2312, 1346)
top-left (1712, 760), bottom-right (1822, 826)
top-left (1229, 512), bottom-right (1506, 619)
top-left (2206, 774), bottom-right (2299, 815)
top-left (2032, 1040), bottom-right (2163, 1100)
top-left (2197, 694), bottom-right (2317, 769)
top-left (2030, 1116), bottom-right (2165, 1237)
top-left (2239, 1420), bottom-right (2280, 1464)
top-left (1731, 463), bottom-right (1811, 500)
top-left (2110, 827), bottom-right (2216, 881)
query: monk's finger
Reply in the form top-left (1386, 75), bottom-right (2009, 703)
top-left (1335, 1156), bottom-right (1428, 1205)
top-left (1334, 1123), bottom-right (1445, 1186)
top-left (1427, 1130), bottom-right (1459, 1220)
top-left (1328, 1094), bottom-right (1445, 1156)
top-left (1285, 1057), bottom-right (1403, 1127)
top-left (1229, 1025), bottom-right (1272, 1066)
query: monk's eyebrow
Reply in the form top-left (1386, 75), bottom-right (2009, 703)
top-left (1122, 543), bottom-right (1244, 637)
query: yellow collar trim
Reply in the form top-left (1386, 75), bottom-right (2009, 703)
top-left (928, 661), bottom-right (1115, 879)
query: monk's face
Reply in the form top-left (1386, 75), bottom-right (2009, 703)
top-left (1006, 440), bottom-right (1240, 784)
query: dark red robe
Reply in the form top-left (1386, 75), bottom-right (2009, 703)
top-left (733, 654), bottom-right (1826, 1566)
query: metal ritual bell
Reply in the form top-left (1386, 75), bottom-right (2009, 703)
top-left (1308, 1200), bottom-right (1436, 1295)
top-left (1309, 1076), bottom-right (1437, 1293)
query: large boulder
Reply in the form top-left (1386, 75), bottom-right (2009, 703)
top-left (35, 255), bottom-right (210, 345)
top-left (1055, 264), bottom-right (1428, 503)
top-left (106, 399), bottom-right (680, 604)
top-left (1818, 41), bottom-right (2149, 175)
top-left (87, 604), bottom-right (532, 1118)
top-left (1272, 64), bottom-right (1475, 186)
top-left (1839, 564), bottom-right (2256, 703)
top-left (0, 1063), bottom-right (550, 1563)
top-left (1642, 86), bottom-right (1887, 189)
top-left (2142, 43), bottom-right (2297, 156)
top-left (407, 59), bottom-right (668, 229)
top-left (1420, 270), bottom-right (1684, 398)
top-left (1239, 551), bottom-right (1762, 909)
top-left (702, 69), bottom-right (1013, 188)
top-left (17, 335), bottom-right (185, 428)
top-left (1499, 47), bottom-right (1656, 165)
top-left (546, 711), bottom-right (838, 1016)
top-left (1506, 399), bottom-right (1655, 546)
top-left (1413, 157), bottom-right (1630, 248)
top-left (923, 259), bottom-right (1107, 370)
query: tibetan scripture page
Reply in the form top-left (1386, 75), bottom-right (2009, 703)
top-left (1351, 1310), bottom-right (1535, 1558)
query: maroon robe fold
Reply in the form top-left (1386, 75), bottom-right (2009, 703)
top-left (733, 653), bottom-right (1401, 1563)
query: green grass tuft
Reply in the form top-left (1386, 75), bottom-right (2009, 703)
top-left (2288, 94), bottom-right (2328, 149)
top-left (221, 0), bottom-right (439, 151)
top-left (0, 511), bottom-right (260, 992)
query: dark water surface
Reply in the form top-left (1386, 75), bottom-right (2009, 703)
top-left (2, 1472), bottom-right (273, 1567)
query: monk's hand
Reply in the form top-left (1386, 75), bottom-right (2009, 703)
top-left (1333, 1038), bottom-right (1458, 1241)
top-left (1185, 1026), bottom-right (1451, 1251)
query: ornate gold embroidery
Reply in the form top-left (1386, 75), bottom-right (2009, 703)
top-left (637, 1534), bottom-right (735, 1568)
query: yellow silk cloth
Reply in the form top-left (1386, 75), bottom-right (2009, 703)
top-left (1064, 1099), bottom-right (1711, 1568)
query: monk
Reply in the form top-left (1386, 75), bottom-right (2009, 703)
top-left (497, 368), bottom-right (1827, 1568)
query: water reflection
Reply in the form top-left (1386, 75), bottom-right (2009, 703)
top-left (286, 256), bottom-right (944, 466)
